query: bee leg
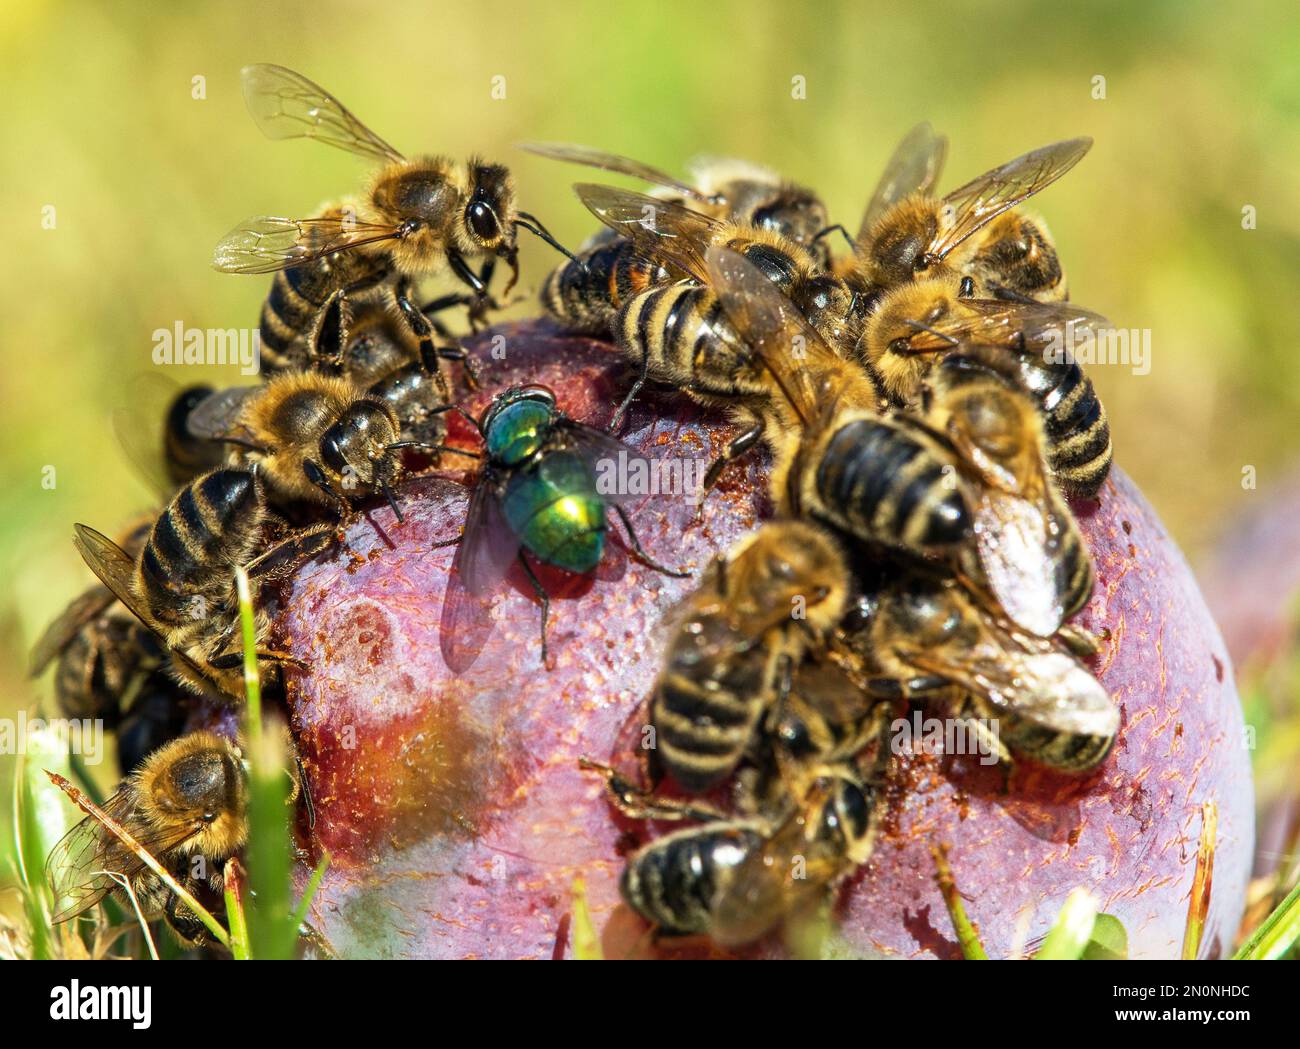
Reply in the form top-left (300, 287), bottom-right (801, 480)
top-left (1057, 624), bottom-right (1101, 658)
top-left (296, 757), bottom-right (316, 831)
top-left (695, 422), bottom-right (765, 520)
top-left (517, 551), bottom-right (551, 667)
top-left (611, 504), bottom-right (689, 578)
top-left (426, 343), bottom-right (481, 392)
top-left (310, 291), bottom-right (348, 371)
top-left (301, 460), bottom-right (353, 520)
top-left (577, 758), bottom-right (729, 823)
top-left (395, 288), bottom-right (454, 402)
top-left (609, 343), bottom-right (651, 433)
top-left (207, 649), bottom-right (307, 671)
top-left (245, 523), bottom-right (337, 581)
top-left (418, 292), bottom-right (475, 338)
top-left (164, 892), bottom-right (210, 948)
top-left (448, 250), bottom-right (499, 331)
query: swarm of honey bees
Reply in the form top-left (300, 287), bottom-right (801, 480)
top-left (30, 65), bottom-right (1122, 955)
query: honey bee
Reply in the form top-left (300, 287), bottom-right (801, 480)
top-left (213, 64), bottom-right (575, 378)
top-left (922, 348), bottom-right (1094, 636)
top-left (859, 274), bottom-right (1112, 497)
top-left (841, 567), bottom-right (1117, 773)
top-left (538, 224), bottom-right (675, 336)
top-left (648, 519), bottom-right (851, 794)
top-left (519, 142), bottom-right (830, 249)
top-left (710, 246), bottom-right (1092, 637)
top-left (334, 301), bottom-right (453, 446)
top-left (601, 761), bottom-right (878, 946)
top-left (46, 730), bottom-right (299, 946)
top-left (852, 132), bottom-right (1091, 300)
top-left (72, 468), bottom-right (332, 701)
top-left (30, 518), bottom-right (163, 725)
top-left (569, 184), bottom-right (870, 486)
top-left (184, 371), bottom-right (417, 520)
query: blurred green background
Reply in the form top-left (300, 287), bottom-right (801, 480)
top-left (2, 0), bottom-right (1299, 939)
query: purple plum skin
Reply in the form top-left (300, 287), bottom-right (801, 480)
top-left (270, 322), bottom-right (1253, 959)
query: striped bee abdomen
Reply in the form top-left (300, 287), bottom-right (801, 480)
top-left (1011, 354), bottom-right (1111, 498)
top-left (138, 469), bottom-right (264, 623)
top-left (542, 239), bottom-right (667, 335)
top-left (652, 611), bottom-right (771, 794)
top-left (620, 823), bottom-right (764, 936)
top-left (815, 418), bottom-right (969, 553)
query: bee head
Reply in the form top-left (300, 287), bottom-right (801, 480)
top-left (464, 162), bottom-right (516, 253)
top-left (748, 186), bottom-right (827, 248)
top-left (321, 399), bottom-right (402, 492)
top-left (868, 202), bottom-right (941, 286)
top-left (140, 734), bottom-right (248, 857)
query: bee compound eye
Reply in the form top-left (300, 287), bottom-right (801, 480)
top-left (467, 200), bottom-right (497, 240)
top-left (321, 429), bottom-right (349, 474)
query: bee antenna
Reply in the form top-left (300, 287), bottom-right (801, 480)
top-left (381, 482), bottom-right (404, 524)
top-left (515, 212), bottom-right (584, 268)
top-left (812, 223), bottom-right (857, 252)
top-left (387, 440), bottom-right (483, 461)
top-left (901, 319), bottom-right (960, 347)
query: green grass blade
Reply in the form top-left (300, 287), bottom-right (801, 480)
top-left (223, 859), bottom-right (251, 960)
top-left (15, 723), bottom-right (78, 959)
top-left (1182, 801), bottom-right (1218, 959)
top-left (1082, 913), bottom-right (1129, 960)
top-left (235, 566), bottom-right (298, 960)
top-left (291, 850), bottom-right (331, 932)
top-left (571, 877), bottom-right (603, 960)
top-left (1035, 888), bottom-right (1100, 960)
top-left (931, 843), bottom-right (988, 960)
top-left (1234, 878), bottom-right (1300, 960)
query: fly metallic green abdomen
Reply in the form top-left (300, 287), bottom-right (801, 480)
top-left (440, 384), bottom-right (687, 672)
top-left (502, 451), bottom-right (607, 573)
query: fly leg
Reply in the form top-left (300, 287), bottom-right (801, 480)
top-left (611, 504), bottom-right (689, 577)
top-left (518, 551), bottom-right (551, 668)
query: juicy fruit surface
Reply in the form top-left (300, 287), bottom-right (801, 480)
top-left (269, 321), bottom-right (1252, 959)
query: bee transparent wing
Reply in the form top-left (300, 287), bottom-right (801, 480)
top-left (967, 483), bottom-right (1075, 637)
top-left (900, 298), bottom-right (1108, 353)
top-left (28, 586), bottom-right (116, 676)
top-left (518, 142), bottom-right (710, 202)
top-left (989, 652), bottom-right (1118, 738)
top-left (705, 245), bottom-right (843, 427)
top-left (858, 121), bottom-right (948, 240)
top-left (786, 654), bottom-right (881, 730)
top-left (47, 789), bottom-right (203, 923)
top-left (919, 644), bottom-right (1117, 742)
top-left (112, 373), bottom-right (197, 498)
top-left (931, 137), bottom-right (1092, 261)
top-left (439, 480), bottom-right (518, 674)
top-left (213, 214), bottom-right (407, 275)
top-left (71, 525), bottom-right (152, 630)
top-left (184, 385), bottom-right (260, 444)
top-left (710, 801), bottom-right (845, 948)
top-left (68, 523), bottom-right (219, 687)
top-left (240, 64), bottom-right (404, 163)
top-left (574, 183), bottom-right (718, 282)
